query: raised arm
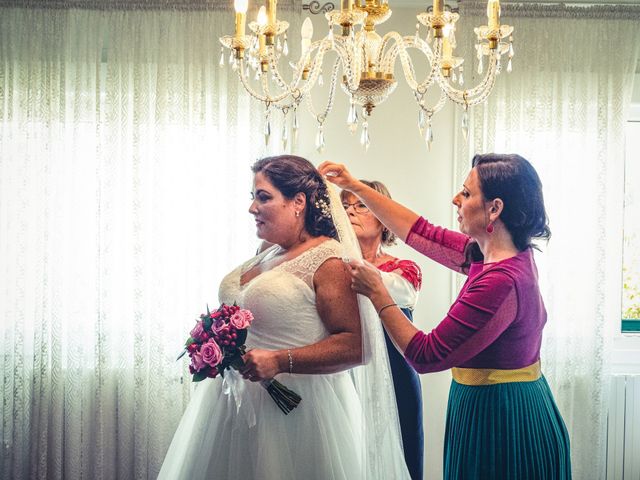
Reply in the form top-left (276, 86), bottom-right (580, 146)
top-left (319, 161), bottom-right (471, 273)
top-left (319, 161), bottom-right (420, 241)
top-left (241, 257), bottom-right (362, 380)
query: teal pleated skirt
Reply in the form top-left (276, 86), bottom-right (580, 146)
top-left (444, 375), bottom-right (571, 479)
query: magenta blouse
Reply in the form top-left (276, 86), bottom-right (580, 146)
top-left (403, 217), bottom-right (546, 373)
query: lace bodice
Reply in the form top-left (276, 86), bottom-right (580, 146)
top-left (218, 239), bottom-right (346, 350)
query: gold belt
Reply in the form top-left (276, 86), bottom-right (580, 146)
top-left (451, 360), bottom-right (541, 386)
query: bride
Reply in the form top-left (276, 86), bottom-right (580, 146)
top-left (158, 155), bottom-right (409, 479)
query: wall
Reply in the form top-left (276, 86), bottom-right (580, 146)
top-left (292, 8), bottom-right (460, 479)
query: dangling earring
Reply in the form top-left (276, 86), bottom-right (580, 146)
top-left (486, 222), bottom-right (494, 233)
top-left (295, 211), bottom-right (300, 218)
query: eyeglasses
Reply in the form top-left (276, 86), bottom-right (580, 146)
top-left (342, 201), bottom-right (369, 214)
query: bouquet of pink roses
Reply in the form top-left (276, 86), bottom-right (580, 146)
top-left (178, 303), bottom-right (301, 414)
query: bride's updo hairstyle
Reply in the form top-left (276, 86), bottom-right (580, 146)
top-left (252, 155), bottom-right (338, 239)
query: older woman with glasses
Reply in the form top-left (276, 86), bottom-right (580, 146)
top-left (341, 181), bottom-right (424, 480)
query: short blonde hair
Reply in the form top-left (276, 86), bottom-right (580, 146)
top-left (340, 179), bottom-right (397, 246)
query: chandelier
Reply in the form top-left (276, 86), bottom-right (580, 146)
top-left (219, 0), bottom-right (514, 152)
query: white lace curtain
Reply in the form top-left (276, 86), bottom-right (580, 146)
top-left (0, 3), bottom-right (298, 478)
top-left (454, 4), bottom-right (640, 478)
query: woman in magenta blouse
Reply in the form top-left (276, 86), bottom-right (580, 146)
top-left (319, 154), bottom-right (571, 479)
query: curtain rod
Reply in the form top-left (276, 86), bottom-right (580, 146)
top-left (460, 0), bottom-right (640, 18)
top-left (0, 0), bottom-right (298, 11)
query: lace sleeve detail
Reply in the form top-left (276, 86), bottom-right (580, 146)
top-left (279, 239), bottom-right (344, 288)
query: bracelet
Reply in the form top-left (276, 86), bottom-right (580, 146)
top-left (287, 349), bottom-right (293, 374)
top-left (377, 303), bottom-right (398, 316)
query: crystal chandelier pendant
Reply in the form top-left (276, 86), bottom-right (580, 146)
top-left (418, 109), bottom-right (426, 136)
top-left (231, 57), bottom-right (238, 72)
top-left (347, 100), bottom-right (358, 134)
top-left (360, 120), bottom-right (370, 152)
top-left (458, 66), bottom-right (465, 86)
top-left (264, 110), bottom-right (271, 147)
top-left (477, 51), bottom-right (484, 75)
top-left (461, 108), bottom-right (469, 141)
top-left (283, 35), bottom-right (289, 57)
top-left (318, 71), bottom-right (324, 87)
top-left (507, 58), bottom-right (513, 73)
top-left (425, 120), bottom-right (433, 151)
top-left (219, 47), bottom-right (225, 68)
top-left (292, 108), bottom-right (299, 150)
top-left (496, 52), bottom-right (502, 75)
top-left (315, 124), bottom-right (325, 153)
top-left (280, 113), bottom-right (289, 152)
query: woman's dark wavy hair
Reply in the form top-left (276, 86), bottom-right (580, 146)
top-left (340, 179), bottom-right (397, 246)
top-left (251, 155), bottom-right (337, 239)
top-left (463, 153), bottom-right (551, 269)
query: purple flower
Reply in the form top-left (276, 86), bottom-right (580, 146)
top-left (191, 351), bottom-right (206, 372)
top-left (201, 340), bottom-right (223, 367)
top-left (190, 321), bottom-right (205, 341)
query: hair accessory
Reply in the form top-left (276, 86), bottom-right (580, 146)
top-left (377, 303), bottom-right (398, 316)
top-left (314, 196), bottom-right (331, 218)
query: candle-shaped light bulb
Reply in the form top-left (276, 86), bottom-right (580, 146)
top-left (300, 17), bottom-right (313, 54)
top-left (234, 0), bottom-right (248, 38)
top-left (257, 5), bottom-right (267, 26)
top-left (433, 0), bottom-right (443, 16)
top-left (267, 0), bottom-right (277, 26)
top-left (487, 0), bottom-right (501, 29)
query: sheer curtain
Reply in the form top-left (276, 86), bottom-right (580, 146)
top-left (454, 3), bottom-right (640, 478)
top-left (0, 2), bottom-right (299, 478)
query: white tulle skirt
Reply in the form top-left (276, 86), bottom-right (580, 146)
top-left (158, 370), bottom-right (365, 480)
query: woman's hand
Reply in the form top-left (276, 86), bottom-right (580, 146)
top-left (240, 349), bottom-right (283, 382)
top-left (348, 259), bottom-right (392, 305)
top-left (317, 161), bottom-right (360, 192)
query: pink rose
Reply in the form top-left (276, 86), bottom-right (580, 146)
top-left (191, 351), bottom-right (206, 372)
top-left (229, 310), bottom-right (253, 330)
top-left (190, 321), bottom-right (205, 341)
top-left (201, 340), bottom-right (223, 367)
top-left (213, 321), bottom-right (230, 337)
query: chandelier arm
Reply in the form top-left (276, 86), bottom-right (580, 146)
top-left (257, 63), bottom-right (294, 104)
top-left (236, 60), bottom-right (280, 104)
top-left (267, 48), bottom-right (306, 94)
top-left (381, 34), bottom-right (440, 95)
top-left (416, 90), bottom-right (447, 116)
top-left (297, 39), bottom-right (336, 97)
top-left (331, 36), bottom-right (362, 92)
top-left (377, 32), bottom-right (435, 72)
top-left (434, 53), bottom-right (498, 106)
top-left (377, 32), bottom-right (420, 91)
top-left (304, 57), bottom-right (341, 123)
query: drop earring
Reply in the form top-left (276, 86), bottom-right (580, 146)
top-left (486, 222), bottom-right (494, 233)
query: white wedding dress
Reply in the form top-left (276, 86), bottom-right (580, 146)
top-left (159, 239), bottom-right (389, 479)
